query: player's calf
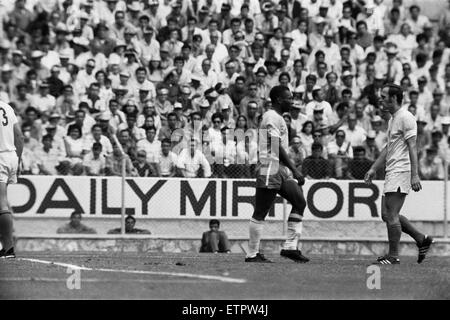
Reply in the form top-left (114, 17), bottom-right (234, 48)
top-left (0, 210), bottom-right (14, 253)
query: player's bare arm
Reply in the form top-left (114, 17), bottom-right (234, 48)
top-left (278, 141), bottom-right (304, 185)
top-left (267, 131), bottom-right (304, 185)
top-left (13, 122), bottom-right (24, 170)
top-left (364, 146), bottom-right (387, 184)
top-left (406, 136), bottom-right (422, 192)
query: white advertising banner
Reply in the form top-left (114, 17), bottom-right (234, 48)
top-left (8, 176), bottom-right (446, 221)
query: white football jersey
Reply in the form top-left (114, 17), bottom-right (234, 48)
top-left (0, 101), bottom-right (18, 152)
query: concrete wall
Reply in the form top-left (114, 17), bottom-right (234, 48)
top-left (13, 235), bottom-right (450, 256)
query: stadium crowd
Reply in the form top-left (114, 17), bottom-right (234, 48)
top-left (1, 0), bottom-right (450, 180)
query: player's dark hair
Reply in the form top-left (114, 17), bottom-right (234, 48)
top-left (125, 215), bottom-right (136, 222)
top-left (269, 85), bottom-right (290, 105)
top-left (92, 142), bottom-right (102, 150)
top-left (384, 84), bottom-right (403, 105)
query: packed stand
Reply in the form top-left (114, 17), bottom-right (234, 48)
top-left (1, 0), bottom-right (450, 180)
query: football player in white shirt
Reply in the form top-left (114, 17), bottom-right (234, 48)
top-left (246, 86), bottom-right (309, 263)
top-left (365, 84), bottom-right (433, 265)
top-left (0, 100), bottom-right (24, 259)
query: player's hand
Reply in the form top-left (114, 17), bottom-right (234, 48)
top-left (364, 168), bottom-right (376, 184)
top-left (411, 175), bottom-right (422, 192)
top-left (293, 170), bottom-right (305, 186)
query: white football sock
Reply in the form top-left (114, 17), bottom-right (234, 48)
top-left (283, 220), bottom-right (303, 250)
top-left (247, 218), bottom-right (265, 258)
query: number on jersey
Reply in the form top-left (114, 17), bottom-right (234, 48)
top-left (0, 107), bottom-right (8, 126)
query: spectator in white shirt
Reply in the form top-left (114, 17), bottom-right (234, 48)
top-left (82, 142), bottom-right (107, 176)
top-left (30, 81), bottom-right (56, 114)
top-left (157, 139), bottom-right (178, 177)
top-left (196, 58), bottom-right (218, 89)
top-left (35, 134), bottom-right (66, 175)
top-left (341, 113), bottom-right (367, 147)
top-left (406, 5), bottom-right (430, 35)
top-left (327, 129), bottom-right (353, 178)
top-left (82, 124), bottom-right (113, 156)
top-left (177, 139), bottom-right (212, 178)
top-left (136, 126), bottom-right (162, 163)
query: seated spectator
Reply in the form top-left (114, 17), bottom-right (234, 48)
top-left (327, 130), bottom-right (353, 179)
top-left (347, 146), bottom-right (374, 180)
top-left (288, 136), bottom-right (307, 172)
top-left (56, 212), bottom-right (96, 234)
top-left (211, 127), bottom-right (239, 178)
top-left (105, 144), bottom-right (138, 177)
top-left (177, 139), bottom-right (212, 178)
top-left (157, 138), bottom-right (178, 177)
top-left (117, 129), bottom-right (138, 162)
top-left (107, 215), bottom-right (151, 234)
top-left (299, 120), bottom-right (315, 156)
top-left (22, 123), bottom-right (40, 151)
top-left (136, 126), bottom-right (161, 163)
top-left (200, 219), bottom-right (231, 253)
top-left (341, 113), bottom-right (367, 147)
top-left (83, 142), bottom-right (107, 176)
top-left (302, 142), bottom-right (331, 179)
top-left (35, 134), bottom-right (66, 175)
top-left (82, 124), bottom-right (113, 156)
top-left (419, 147), bottom-right (445, 180)
top-left (133, 150), bottom-right (158, 177)
top-left (63, 124), bottom-right (85, 168)
top-left (362, 130), bottom-right (381, 162)
top-left (118, 113), bottom-right (146, 142)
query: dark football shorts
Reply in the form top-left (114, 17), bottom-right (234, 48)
top-left (255, 162), bottom-right (295, 190)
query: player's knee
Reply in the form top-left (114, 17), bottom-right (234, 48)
top-left (382, 212), bottom-right (399, 225)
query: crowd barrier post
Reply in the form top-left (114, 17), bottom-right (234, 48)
top-left (112, 134), bottom-right (126, 235)
top-left (121, 157), bottom-right (126, 235)
top-left (283, 199), bottom-right (287, 236)
top-left (444, 158), bottom-right (448, 239)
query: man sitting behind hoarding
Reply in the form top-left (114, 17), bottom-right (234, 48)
top-left (107, 215), bottom-right (151, 234)
top-left (56, 212), bottom-right (97, 234)
top-left (200, 219), bottom-right (231, 253)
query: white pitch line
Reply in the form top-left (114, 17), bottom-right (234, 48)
top-left (0, 277), bottom-right (214, 284)
top-left (18, 258), bottom-right (247, 284)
